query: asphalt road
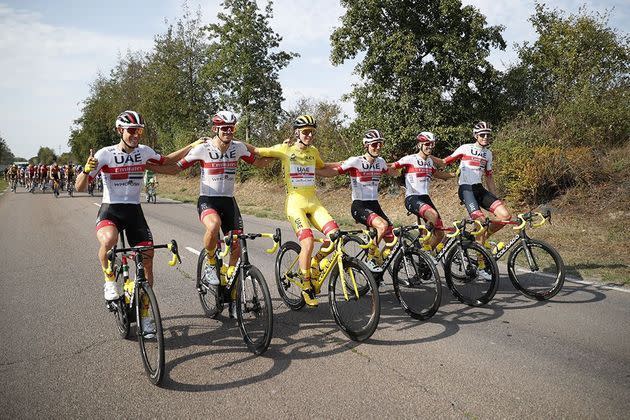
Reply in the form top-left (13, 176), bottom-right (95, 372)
top-left (1, 187), bottom-right (629, 419)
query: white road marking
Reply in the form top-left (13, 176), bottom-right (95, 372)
top-left (186, 247), bottom-right (200, 256)
top-left (565, 278), bottom-right (630, 294)
top-left (93, 203), bottom-right (100, 207)
top-left (514, 267), bottom-right (630, 294)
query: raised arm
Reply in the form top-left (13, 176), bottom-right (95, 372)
top-left (316, 162), bottom-right (342, 178)
top-left (161, 138), bottom-right (206, 165)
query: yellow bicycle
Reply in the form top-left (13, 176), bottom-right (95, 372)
top-left (275, 230), bottom-right (380, 342)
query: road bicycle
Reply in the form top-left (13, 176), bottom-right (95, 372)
top-left (196, 229), bottom-right (279, 355)
top-left (52, 179), bottom-right (60, 197)
top-left (482, 210), bottom-right (565, 300)
top-left (105, 236), bottom-right (181, 385)
top-left (410, 219), bottom-right (500, 307)
top-left (275, 230), bottom-right (380, 342)
top-left (146, 183), bottom-right (157, 204)
top-left (342, 224), bottom-right (441, 320)
top-left (66, 178), bottom-right (74, 196)
top-left (9, 177), bottom-right (18, 192)
top-left (87, 180), bottom-right (95, 196)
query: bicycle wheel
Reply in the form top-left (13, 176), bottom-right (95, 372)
top-left (329, 257), bottom-right (380, 342)
top-left (275, 241), bottom-right (306, 310)
top-left (391, 248), bottom-right (442, 320)
top-left (196, 249), bottom-right (224, 318)
top-left (236, 266), bottom-right (273, 355)
top-left (507, 239), bottom-right (565, 300)
top-left (136, 283), bottom-right (165, 386)
top-left (444, 241), bottom-right (499, 306)
top-left (112, 259), bottom-right (131, 339)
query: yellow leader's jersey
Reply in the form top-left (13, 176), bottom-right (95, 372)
top-left (257, 143), bottom-right (325, 195)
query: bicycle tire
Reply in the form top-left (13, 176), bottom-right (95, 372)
top-left (391, 248), bottom-right (442, 320)
top-left (328, 257), bottom-right (380, 342)
top-left (136, 283), bottom-right (165, 386)
top-left (196, 249), bottom-right (224, 318)
top-left (444, 241), bottom-right (499, 306)
top-left (112, 260), bottom-right (131, 339)
top-left (274, 241), bottom-right (306, 311)
top-left (236, 266), bottom-right (273, 355)
top-left (507, 239), bottom-right (565, 300)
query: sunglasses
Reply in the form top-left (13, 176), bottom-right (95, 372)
top-left (299, 128), bottom-right (316, 136)
top-left (218, 125), bottom-right (235, 133)
top-left (125, 127), bottom-right (144, 135)
top-left (368, 141), bottom-right (383, 148)
top-left (478, 133), bottom-right (492, 139)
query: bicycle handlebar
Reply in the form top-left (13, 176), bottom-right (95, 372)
top-left (219, 228), bottom-right (282, 258)
top-left (514, 211), bottom-right (550, 230)
top-left (107, 239), bottom-right (181, 267)
top-left (445, 219), bottom-right (487, 238)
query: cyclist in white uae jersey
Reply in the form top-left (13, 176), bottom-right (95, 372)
top-left (158, 111), bottom-right (271, 303)
top-left (334, 130), bottom-right (397, 259)
top-left (442, 121), bottom-right (511, 241)
top-left (75, 110), bottom-right (202, 304)
top-left (389, 132), bottom-right (455, 250)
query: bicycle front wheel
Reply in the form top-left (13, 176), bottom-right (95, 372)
top-left (342, 234), bottom-right (377, 292)
top-left (391, 248), bottom-right (442, 320)
top-left (275, 241), bottom-right (306, 310)
top-left (112, 259), bottom-right (131, 339)
top-left (136, 283), bottom-right (165, 386)
top-left (196, 248), bottom-right (224, 318)
top-left (329, 257), bottom-right (380, 342)
top-left (237, 266), bottom-right (273, 355)
top-left (507, 239), bottom-right (565, 300)
top-left (444, 241), bottom-right (499, 306)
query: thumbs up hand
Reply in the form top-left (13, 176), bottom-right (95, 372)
top-left (84, 149), bottom-right (98, 173)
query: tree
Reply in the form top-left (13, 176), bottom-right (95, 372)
top-left (37, 147), bottom-right (57, 165)
top-left (500, 4), bottom-right (629, 147)
top-left (202, 0), bottom-right (298, 141)
top-left (330, 0), bottom-right (505, 154)
top-left (141, 4), bottom-right (215, 150)
top-left (0, 135), bottom-right (15, 165)
top-left (511, 4), bottom-right (628, 108)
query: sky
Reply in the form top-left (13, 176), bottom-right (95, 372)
top-left (0, 0), bottom-right (627, 160)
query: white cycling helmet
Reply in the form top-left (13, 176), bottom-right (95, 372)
top-left (416, 131), bottom-right (436, 144)
top-left (212, 110), bottom-right (237, 126)
top-left (362, 129), bottom-right (385, 146)
top-left (115, 110), bottom-right (145, 128)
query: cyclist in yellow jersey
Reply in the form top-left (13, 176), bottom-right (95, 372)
top-left (254, 115), bottom-right (340, 307)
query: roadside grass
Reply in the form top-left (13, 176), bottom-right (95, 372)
top-left (0, 178), bottom-right (7, 191)
top-left (156, 173), bottom-right (629, 286)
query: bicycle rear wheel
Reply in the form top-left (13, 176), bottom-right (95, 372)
top-left (507, 239), bottom-right (565, 300)
top-left (236, 266), bottom-right (273, 355)
top-left (275, 241), bottom-right (306, 310)
top-left (391, 248), bottom-right (442, 320)
top-left (136, 283), bottom-right (165, 386)
top-left (196, 249), bottom-right (224, 318)
top-left (444, 241), bottom-right (499, 306)
top-left (329, 257), bottom-right (380, 342)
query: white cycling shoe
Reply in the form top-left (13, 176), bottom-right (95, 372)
top-left (104, 281), bottom-right (120, 301)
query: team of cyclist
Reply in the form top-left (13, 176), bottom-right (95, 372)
top-left (5, 161), bottom-right (80, 193)
top-left (72, 109), bottom-right (510, 320)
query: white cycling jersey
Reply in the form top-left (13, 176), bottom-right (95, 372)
top-left (393, 154), bottom-right (436, 197)
top-left (178, 139), bottom-right (254, 197)
top-left (338, 156), bottom-right (388, 201)
top-left (88, 145), bottom-right (164, 204)
top-left (443, 143), bottom-right (493, 185)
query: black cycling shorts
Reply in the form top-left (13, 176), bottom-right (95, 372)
top-left (96, 204), bottom-right (153, 246)
top-left (197, 196), bottom-right (243, 234)
top-left (458, 183), bottom-right (501, 216)
top-left (405, 194), bottom-right (440, 219)
top-left (351, 200), bottom-right (392, 227)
